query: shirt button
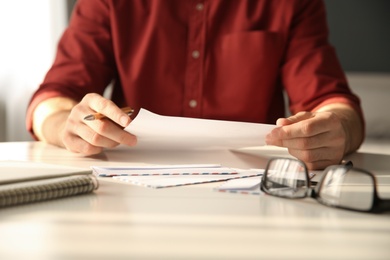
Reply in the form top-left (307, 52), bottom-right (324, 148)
top-left (192, 50), bottom-right (200, 59)
top-left (195, 3), bottom-right (204, 11)
top-left (189, 100), bottom-right (197, 108)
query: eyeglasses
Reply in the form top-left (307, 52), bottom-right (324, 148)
top-left (260, 158), bottom-right (390, 213)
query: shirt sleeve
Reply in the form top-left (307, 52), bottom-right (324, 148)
top-left (281, 0), bottom-right (364, 121)
top-left (26, 0), bottom-right (115, 135)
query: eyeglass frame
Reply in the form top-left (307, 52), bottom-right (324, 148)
top-left (260, 157), bottom-right (390, 213)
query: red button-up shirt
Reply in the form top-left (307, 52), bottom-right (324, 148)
top-left (27, 0), bottom-right (362, 134)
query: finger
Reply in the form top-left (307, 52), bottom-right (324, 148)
top-left (63, 112), bottom-right (121, 151)
top-left (82, 93), bottom-right (131, 127)
top-left (268, 114), bottom-right (335, 144)
top-left (275, 130), bottom-right (345, 150)
top-left (65, 103), bottom-right (137, 149)
top-left (87, 119), bottom-right (137, 146)
top-left (73, 122), bottom-right (121, 148)
top-left (276, 111), bottom-right (313, 126)
top-left (287, 147), bottom-right (343, 170)
top-left (62, 132), bottom-right (104, 155)
top-left (306, 160), bottom-right (336, 171)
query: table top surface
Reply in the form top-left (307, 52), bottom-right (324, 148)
top-left (0, 140), bottom-right (389, 260)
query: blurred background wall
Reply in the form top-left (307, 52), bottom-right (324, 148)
top-left (0, 0), bottom-right (69, 141)
top-left (0, 0), bottom-right (389, 142)
top-left (324, 0), bottom-right (390, 138)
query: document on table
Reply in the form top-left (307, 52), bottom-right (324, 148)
top-left (112, 169), bottom-right (263, 189)
top-left (215, 176), bottom-right (264, 195)
top-left (92, 164), bottom-right (236, 177)
top-left (125, 108), bottom-right (276, 149)
top-left (92, 164), bottom-right (263, 188)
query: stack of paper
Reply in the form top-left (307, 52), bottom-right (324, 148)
top-left (94, 108), bottom-right (276, 190)
top-left (92, 165), bottom-right (263, 189)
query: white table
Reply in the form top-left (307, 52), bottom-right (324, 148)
top-left (0, 141), bottom-right (389, 259)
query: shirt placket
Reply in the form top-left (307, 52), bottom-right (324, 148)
top-left (183, 0), bottom-right (206, 117)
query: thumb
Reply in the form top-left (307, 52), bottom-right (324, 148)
top-left (276, 111), bottom-right (314, 126)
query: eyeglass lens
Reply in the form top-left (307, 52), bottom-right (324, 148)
top-left (317, 167), bottom-right (375, 211)
top-left (263, 159), bottom-right (309, 198)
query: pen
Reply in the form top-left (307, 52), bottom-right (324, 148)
top-left (83, 107), bottom-right (134, 121)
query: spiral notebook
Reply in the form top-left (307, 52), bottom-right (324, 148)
top-left (0, 161), bottom-right (99, 207)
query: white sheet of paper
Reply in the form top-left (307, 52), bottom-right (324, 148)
top-left (92, 165), bottom-right (237, 177)
top-left (125, 108), bottom-right (276, 149)
top-left (113, 171), bottom-right (262, 189)
top-left (214, 176), bottom-right (264, 195)
top-left (217, 176), bottom-right (262, 190)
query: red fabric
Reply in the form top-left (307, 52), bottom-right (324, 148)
top-left (26, 0), bottom-right (363, 135)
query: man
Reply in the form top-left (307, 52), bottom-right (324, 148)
top-left (26, 0), bottom-right (364, 170)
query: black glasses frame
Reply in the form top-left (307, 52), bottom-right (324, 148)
top-left (261, 158), bottom-right (390, 213)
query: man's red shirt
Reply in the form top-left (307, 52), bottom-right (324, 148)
top-left (27, 0), bottom-right (362, 134)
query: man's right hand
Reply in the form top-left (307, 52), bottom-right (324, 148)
top-left (33, 93), bottom-right (137, 155)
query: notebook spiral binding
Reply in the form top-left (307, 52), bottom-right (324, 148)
top-left (0, 175), bottom-right (99, 207)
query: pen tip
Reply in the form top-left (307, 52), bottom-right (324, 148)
top-left (83, 115), bottom-right (94, 121)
